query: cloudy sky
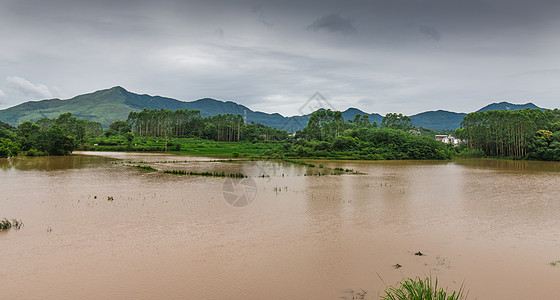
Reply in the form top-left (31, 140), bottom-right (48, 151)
top-left (1, 0), bottom-right (559, 116)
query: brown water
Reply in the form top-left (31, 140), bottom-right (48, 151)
top-left (1, 152), bottom-right (560, 299)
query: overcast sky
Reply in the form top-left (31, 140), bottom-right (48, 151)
top-left (1, 0), bottom-right (559, 116)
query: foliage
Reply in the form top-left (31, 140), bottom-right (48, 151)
top-left (459, 108), bottom-right (560, 160)
top-left (109, 120), bottom-right (131, 134)
top-left (85, 110), bottom-right (454, 161)
top-left (35, 125), bottom-right (75, 156)
top-left (0, 120), bottom-right (16, 131)
top-left (127, 108), bottom-right (289, 143)
top-left (381, 277), bottom-right (465, 300)
top-left (303, 109), bottom-right (345, 140)
top-left (0, 138), bottom-right (20, 158)
top-left (382, 113), bottom-right (413, 130)
top-left (25, 149), bottom-right (47, 157)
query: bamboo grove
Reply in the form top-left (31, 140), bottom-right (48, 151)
top-left (459, 108), bottom-right (560, 159)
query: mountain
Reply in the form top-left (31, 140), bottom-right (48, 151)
top-left (410, 110), bottom-right (467, 130)
top-left (0, 86), bottom-right (284, 128)
top-left (476, 101), bottom-right (544, 112)
top-left (0, 87), bottom-right (549, 131)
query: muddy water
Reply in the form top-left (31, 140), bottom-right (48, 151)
top-left (1, 152), bottom-right (560, 299)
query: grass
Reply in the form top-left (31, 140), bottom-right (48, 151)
top-left (550, 260), bottom-right (560, 266)
top-left (380, 277), bottom-right (465, 300)
top-left (0, 218), bottom-right (24, 231)
top-left (81, 137), bottom-right (284, 157)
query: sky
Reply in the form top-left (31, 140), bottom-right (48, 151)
top-left (1, 0), bottom-right (559, 116)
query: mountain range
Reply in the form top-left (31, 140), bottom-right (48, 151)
top-left (0, 86), bottom-right (546, 131)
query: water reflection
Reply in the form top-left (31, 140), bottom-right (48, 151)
top-left (455, 158), bottom-right (560, 172)
top-left (0, 155), bottom-right (114, 171)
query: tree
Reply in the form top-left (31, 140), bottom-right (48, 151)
top-left (109, 120), bottom-right (131, 134)
top-left (0, 138), bottom-right (20, 158)
top-left (381, 113), bottom-right (412, 130)
top-left (35, 125), bottom-right (75, 156)
top-left (17, 121), bottom-right (40, 151)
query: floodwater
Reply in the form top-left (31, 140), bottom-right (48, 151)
top-left (1, 152), bottom-right (560, 299)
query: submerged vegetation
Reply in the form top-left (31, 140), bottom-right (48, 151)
top-left (164, 170), bottom-right (247, 178)
top-left (0, 218), bottom-right (24, 231)
top-left (132, 165), bottom-right (158, 172)
top-left (380, 277), bottom-right (466, 300)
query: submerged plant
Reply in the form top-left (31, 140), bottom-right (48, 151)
top-left (164, 169), bottom-right (246, 178)
top-left (381, 277), bottom-right (465, 300)
top-left (0, 218), bottom-right (24, 231)
top-left (133, 165), bottom-right (158, 172)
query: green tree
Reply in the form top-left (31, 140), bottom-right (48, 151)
top-left (381, 113), bottom-right (412, 130)
top-left (17, 121), bottom-right (40, 151)
top-left (109, 120), bottom-right (131, 134)
top-left (0, 138), bottom-right (20, 158)
top-left (35, 125), bottom-right (75, 156)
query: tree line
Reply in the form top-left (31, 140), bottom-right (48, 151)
top-left (2, 108), bottom-right (453, 160)
top-left (457, 108), bottom-right (560, 160)
top-left (0, 113), bottom-right (103, 157)
top-left (126, 108), bottom-right (287, 142)
top-left (274, 109), bottom-right (450, 160)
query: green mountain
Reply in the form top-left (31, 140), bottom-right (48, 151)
top-left (476, 101), bottom-right (544, 112)
top-left (0, 86), bottom-right (547, 130)
top-left (410, 110), bottom-right (467, 130)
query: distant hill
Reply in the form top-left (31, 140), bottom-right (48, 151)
top-left (0, 87), bottom-right (549, 130)
top-left (476, 101), bottom-right (544, 112)
top-left (410, 110), bottom-right (467, 130)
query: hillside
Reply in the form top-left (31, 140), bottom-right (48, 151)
top-left (0, 87), bottom-right (548, 130)
top-left (476, 101), bottom-right (544, 112)
top-left (410, 110), bottom-right (467, 130)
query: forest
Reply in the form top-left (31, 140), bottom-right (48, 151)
top-left (3, 107), bottom-right (560, 161)
top-left (457, 108), bottom-right (560, 160)
top-left (1, 108), bottom-right (453, 160)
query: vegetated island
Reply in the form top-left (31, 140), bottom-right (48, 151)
top-left (1, 107), bottom-right (559, 161)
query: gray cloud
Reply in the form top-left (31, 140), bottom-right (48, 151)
top-left (307, 14), bottom-right (357, 34)
top-left (1, 0), bottom-right (560, 115)
top-left (252, 6), bottom-right (274, 28)
top-left (215, 27), bottom-right (224, 37)
top-left (418, 25), bottom-right (441, 41)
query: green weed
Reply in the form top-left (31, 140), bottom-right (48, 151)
top-left (381, 277), bottom-right (465, 300)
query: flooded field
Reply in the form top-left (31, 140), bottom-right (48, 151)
top-left (1, 152), bottom-right (560, 299)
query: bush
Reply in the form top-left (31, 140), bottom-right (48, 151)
top-left (456, 148), bottom-right (486, 158)
top-left (25, 149), bottom-right (47, 157)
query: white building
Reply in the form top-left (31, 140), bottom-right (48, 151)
top-left (435, 135), bottom-right (463, 146)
